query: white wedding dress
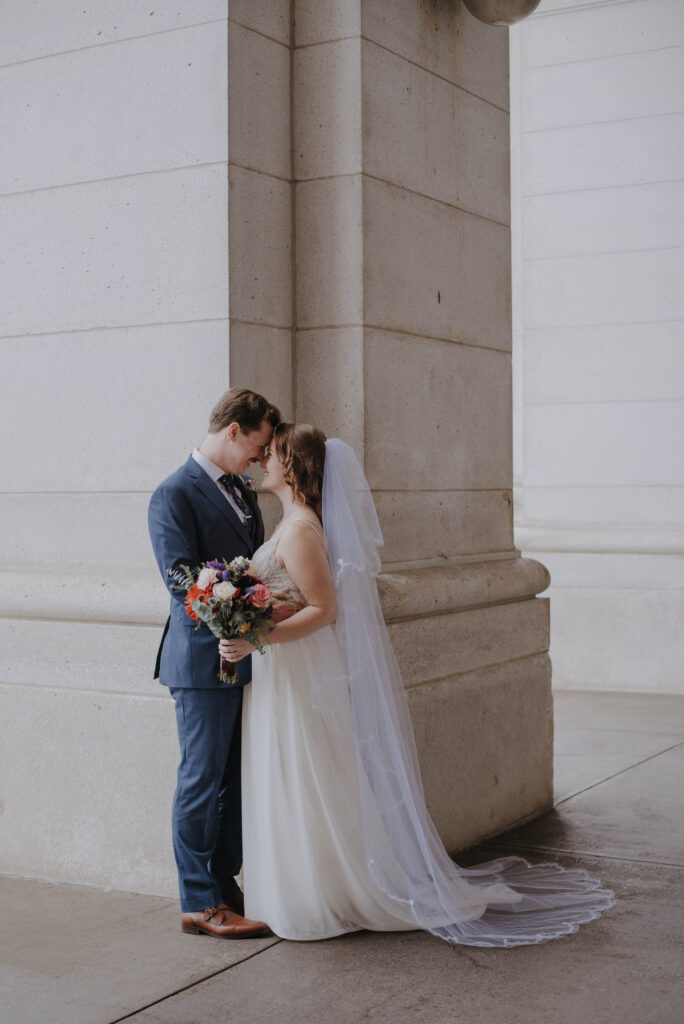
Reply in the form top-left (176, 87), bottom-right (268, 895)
top-left (242, 519), bottom-right (421, 939)
top-left (241, 440), bottom-right (616, 947)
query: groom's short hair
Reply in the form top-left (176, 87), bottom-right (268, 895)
top-left (209, 387), bottom-right (281, 434)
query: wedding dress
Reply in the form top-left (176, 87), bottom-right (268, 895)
top-left (242, 519), bottom-right (422, 938)
top-left (241, 440), bottom-right (616, 946)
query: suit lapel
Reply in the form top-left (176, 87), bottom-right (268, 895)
top-left (184, 456), bottom-right (253, 548)
top-left (254, 503), bottom-right (265, 548)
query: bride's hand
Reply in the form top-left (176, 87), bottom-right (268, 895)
top-left (219, 637), bottom-right (255, 662)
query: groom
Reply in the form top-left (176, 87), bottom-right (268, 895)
top-left (148, 387), bottom-right (280, 938)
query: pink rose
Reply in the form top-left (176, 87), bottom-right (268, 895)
top-left (247, 583), bottom-right (272, 608)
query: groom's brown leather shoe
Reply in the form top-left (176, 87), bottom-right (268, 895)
top-left (181, 905), bottom-right (269, 939)
top-left (218, 891), bottom-right (245, 917)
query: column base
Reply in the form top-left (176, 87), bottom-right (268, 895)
top-left (379, 557), bottom-right (553, 849)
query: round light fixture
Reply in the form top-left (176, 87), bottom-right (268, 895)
top-left (462, 0), bottom-right (543, 26)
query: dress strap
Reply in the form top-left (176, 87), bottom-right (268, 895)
top-left (287, 517), bottom-right (325, 542)
top-left (273, 516), bottom-right (326, 560)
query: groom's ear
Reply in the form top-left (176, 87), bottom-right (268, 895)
top-left (225, 422), bottom-right (240, 442)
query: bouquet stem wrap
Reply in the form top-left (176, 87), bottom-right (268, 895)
top-left (219, 655), bottom-right (238, 686)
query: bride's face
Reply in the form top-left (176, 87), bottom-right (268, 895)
top-left (260, 443), bottom-right (287, 493)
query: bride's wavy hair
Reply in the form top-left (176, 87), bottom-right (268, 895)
top-left (272, 422), bottom-right (327, 516)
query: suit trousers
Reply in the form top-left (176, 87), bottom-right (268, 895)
top-left (169, 686), bottom-right (244, 912)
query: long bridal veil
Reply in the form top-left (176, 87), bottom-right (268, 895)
top-left (319, 438), bottom-right (616, 947)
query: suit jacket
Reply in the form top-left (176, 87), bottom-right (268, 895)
top-left (148, 455), bottom-right (265, 688)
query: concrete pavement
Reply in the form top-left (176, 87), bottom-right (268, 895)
top-left (2, 689), bottom-right (683, 1024)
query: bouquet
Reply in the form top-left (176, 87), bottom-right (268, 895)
top-left (169, 556), bottom-right (277, 684)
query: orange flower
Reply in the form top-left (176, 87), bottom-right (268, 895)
top-left (185, 584), bottom-right (209, 622)
top-left (240, 622), bottom-right (251, 634)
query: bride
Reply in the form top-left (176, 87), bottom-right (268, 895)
top-left (219, 424), bottom-right (616, 947)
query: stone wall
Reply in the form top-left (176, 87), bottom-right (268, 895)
top-left (510, 0), bottom-right (684, 693)
top-left (0, 0), bottom-right (553, 895)
top-left (285, 1), bottom-right (553, 853)
top-left (0, 1), bottom-right (233, 894)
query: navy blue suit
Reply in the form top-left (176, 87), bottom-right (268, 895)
top-left (148, 454), bottom-right (264, 911)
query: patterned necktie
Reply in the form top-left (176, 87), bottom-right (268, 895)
top-left (218, 473), bottom-right (254, 528)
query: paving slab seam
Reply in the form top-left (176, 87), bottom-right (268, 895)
top-left (106, 938), bottom-right (282, 1024)
top-left (553, 738), bottom-right (684, 807)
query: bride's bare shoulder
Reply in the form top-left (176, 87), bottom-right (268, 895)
top-left (277, 515), bottom-right (326, 556)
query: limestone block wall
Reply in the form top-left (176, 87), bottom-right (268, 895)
top-left (291, 0), bottom-right (553, 853)
top-left (1, 0), bottom-right (553, 895)
top-left (226, 4), bottom-right (293, 421)
top-left (0, 1), bottom-right (235, 894)
top-left (510, 0), bottom-right (684, 693)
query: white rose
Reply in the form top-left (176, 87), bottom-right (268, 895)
top-left (213, 581), bottom-right (237, 601)
top-left (197, 567), bottom-right (219, 590)
top-left (230, 556), bottom-right (251, 572)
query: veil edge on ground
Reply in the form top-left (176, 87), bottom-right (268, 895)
top-left (319, 437), bottom-right (616, 948)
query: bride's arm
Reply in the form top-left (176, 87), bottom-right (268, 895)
top-left (265, 522), bottom-right (337, 643)
top-left (219, 522), bottom-right (336, 662)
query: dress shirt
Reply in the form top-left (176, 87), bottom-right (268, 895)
top-left (192, 448), bottom-right (248, 525)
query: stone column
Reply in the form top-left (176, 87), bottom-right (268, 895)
top-left (227, 0), bottom-right (554, 851)
top-left (225, 0), bottom-right (557, 851)
top-left (510, 0), bottom-right (684, 696)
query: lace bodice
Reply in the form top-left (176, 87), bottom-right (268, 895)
top-left (250, 518), bottom-right (325, 604)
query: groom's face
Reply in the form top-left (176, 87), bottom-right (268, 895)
top-left (229, 420), bottom-right (273, 474)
